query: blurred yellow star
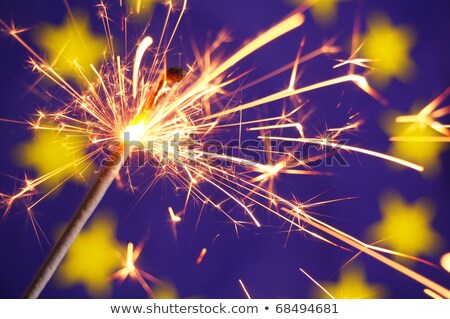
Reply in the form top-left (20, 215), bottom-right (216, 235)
top-left (292, 0), bottom-right (339, 26)
top-left (314, 265), bottom-right (386, 298)
top-left (361, 13), bottom-right (415, 87)
top-left (382, 105), bottom-right (448, 175)
top-left (367, 191), bottom-right (442, 261)
top-left (153, 283), bottom-right (179, 298)
top-left (152, 282), bottom-right (202, 299)
top-left (35, 10), bottom-right (106, 80)
top-left (389, 123), bottom-right (446, 175)
top-left (57, 213), bottom-right (123, 297)
top-left (15, 128), bottom-right (92, 189)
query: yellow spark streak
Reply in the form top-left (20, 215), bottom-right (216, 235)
top-left (259, 136), bottom-right (424, 171)
top-left (3, 1), bottom-right (447, 300)
top-left (133, 36), bottom-right (153, 99)
top-left (168, 206), bottom-right (182, 222)
top-left (418, 87), bottom-right (450, 117)
top-left (209, 13), bottom-right (304, 81)
top-left (148, 0), bottom-right (187, 83)
top-left (183, 166), bottom-right (345, 248)
top-left (164, 0), bottom-right (187, 58)
top-left (111, 242), bottom-right (162, 297)
top-left (196, 248), bottom-right (207, 265)
top-left (288, 38), bottom-right (305, 91)
top-left (163, 12), bottom-right (305, 116)
top-left (299, 268), bottom-right (335, 299)
top-left (135, 0), bottom-right (142, 14)
top-left (239, 42), bottom-right (339, 92)
top-left (395, 115), bottom-right (448, 136)
top-left (126, 242), bottom-right (135, 271)
top-left (238, 279), bottom-right (252, 299)
top-left (327, 121), bottom-right (362, 134)
top-left (390, 136), bottom-right (450, 142)
top-left (424, 288), bottom-right (444, 299)
top-left (440, 252), bottom-right (450, 273)
top-left (203, 74), bottom-right (369, 121)
top-left (393, 88), bottom-right (450, 138)
top-left (333, 58), bottom-right (373, 69)
top-left (198, 172), bottom-right (261, 227)
top-left (249, 123), bottom-right (304, 138)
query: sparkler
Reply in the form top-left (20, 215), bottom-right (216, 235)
top-left (1, 0), bottom-right (449, 299)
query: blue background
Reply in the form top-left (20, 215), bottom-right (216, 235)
top-left (0, 0), bottom-right (449, 298)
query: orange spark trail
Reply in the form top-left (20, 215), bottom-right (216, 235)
top-left (239, 279), bottom-right (252, 299)
top-left (2, 0), bottom-right (448, 300)
top-left (299, 268), bottom-right (335, 299)
top-left (259, 136), bottom-right (424, 171)
top-left (196, 248), bottom-right (207, 265)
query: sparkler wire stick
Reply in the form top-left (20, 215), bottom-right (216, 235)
top-left (23, 159), bottom-right (123, 298)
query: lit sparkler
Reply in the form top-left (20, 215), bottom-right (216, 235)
top-left (1, 0), bottom-right (449, 299)
top-left (239, 279), bottom-right (252, 299)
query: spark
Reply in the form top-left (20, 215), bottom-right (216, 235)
top-left (238, 279), bottom-right (252, 299)
top-left (258, 136), bottom-right (424, 171)
top-left (196, 248), bottom-right (207, 265)
top-left (424, 288), bottom-right (444, 299)
top-left (391, 87), bottom-right (450, 141)
top-left (168, 206), bottom-right (182, 222)
top-left (132, 36), bottom-right (153, 100)
top-left (111, 242), bottom-right (162, 297)
top-left (299, 268), bottom-right (335, 299)
top-left (333, 58), bottom-right (374, 70)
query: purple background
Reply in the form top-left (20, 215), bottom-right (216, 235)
top-left (0, 0), bottom-right (449, 298)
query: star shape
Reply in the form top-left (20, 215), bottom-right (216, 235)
top-left (387, 120), bottom-right (447, 175)
top-left (361, 13), bottom-right (415, 87)
top-left (57, 213), bottom-right (123, 297)
top-left (367, 191), bottom-right (442, 260)
top-left (15, 128), bottom-right (92, 189)
top-left (292, 0), bottom-right (339, 26)
top-left (35, 10), bottom-right (106, 80)
top-left (314, 265), bottom-right (386, 298)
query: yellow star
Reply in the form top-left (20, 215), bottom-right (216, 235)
top-left (15, 128), bottom-right (93, 189)
top-left (361, 13), bottom-right (415, 87)
top-left (382, 102), bottom-right (449, 175)
top-left (314, 265), bottom-right (386, 298)
top-left (56, 213), bottom-right (123, 297)
top-left (388, 123), bottom-right (447, 175)
top-left (35, 10), bottom-right (106, 80)
top-left (367, 191), bottom-right (442, 261)
top-left (291, 0), bottom-right (339, 26)
top-left (153, 283), bottom-right (179, 298)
